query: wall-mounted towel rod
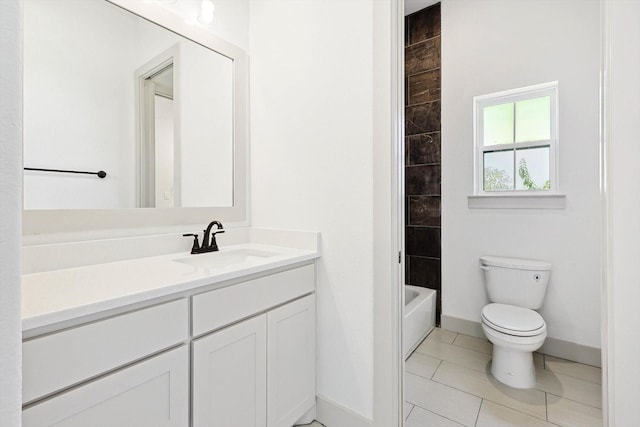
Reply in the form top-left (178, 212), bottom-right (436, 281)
top-left (24, 167), bottom-right (107, 178)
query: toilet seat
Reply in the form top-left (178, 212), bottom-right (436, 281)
top-left (481, 303), bottom-right (545, 337)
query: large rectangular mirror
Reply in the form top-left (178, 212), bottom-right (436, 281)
top-left (23, 0), bottom-right (248, 234)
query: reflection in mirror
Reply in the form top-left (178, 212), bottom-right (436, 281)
top-left (144, 63), bottom-right (175, 208)
top-left (23, 0), bottom-right (234, 210)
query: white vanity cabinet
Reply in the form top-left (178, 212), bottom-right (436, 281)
top-left (267, 295), bottom-right (316, 427)
top-left (23, 346), bottom-right (189, 427)
top-left (23, 263), bottom-right (317, 427)
top-left (192, 314), bottom-right (268, 427)
top-left (191, 265), bottom-right (316, 427)
top-left (22, 299), bottom-right (190, 427)
top-left (191, 294), bottom-right (316, 427)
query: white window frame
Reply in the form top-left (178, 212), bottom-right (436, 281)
top-left (473, 81), bottom-right (560, 198)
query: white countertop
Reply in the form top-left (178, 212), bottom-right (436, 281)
top-left (22, 243), bottom-right (319, 332)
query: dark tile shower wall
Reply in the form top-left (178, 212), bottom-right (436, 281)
top-left (405, 4), bottom-right (442, 323)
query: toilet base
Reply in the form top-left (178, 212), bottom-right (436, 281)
top-left (491, 345), bottom-right (536, 389)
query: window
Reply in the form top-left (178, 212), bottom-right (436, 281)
top-left (474, 82), bottom-right (558, 195)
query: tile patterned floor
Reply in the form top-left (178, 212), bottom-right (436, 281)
top-left (404, 328), bottom-right (603, 427)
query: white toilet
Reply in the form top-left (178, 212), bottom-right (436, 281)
top-left (479, 255), bottom-right (551, 389)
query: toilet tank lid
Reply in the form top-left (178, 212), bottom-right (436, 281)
top-left (480, 256), bottom-right (551, 271)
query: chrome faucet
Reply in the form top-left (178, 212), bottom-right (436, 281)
top-left (183, 221), bottom-right (225, 254)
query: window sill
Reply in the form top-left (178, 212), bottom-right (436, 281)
top-left (468, 193), bottom-right (566, 209)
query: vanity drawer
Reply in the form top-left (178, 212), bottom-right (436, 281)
top-left (192, 264), bottom-right (315, 336)
top-left (23, 298), bottom-right (189, 404)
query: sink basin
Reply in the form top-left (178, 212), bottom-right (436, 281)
top-left (173, 248), bottom-right (279, 270)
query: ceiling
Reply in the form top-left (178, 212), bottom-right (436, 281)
top-left (405, 0), bottom-right (440, 16)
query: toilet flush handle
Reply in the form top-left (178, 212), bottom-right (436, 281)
top-left (479, 265), bottom-right (490, 271)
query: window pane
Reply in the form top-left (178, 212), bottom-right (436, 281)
top-left (515, 96), bottom-right (550, 142)
top-left (515, 146), bottom-right (550, 190)
top-left (483, 103), bottom-right (514, 146)
top-left (483, 150), bottom-right (514, 191)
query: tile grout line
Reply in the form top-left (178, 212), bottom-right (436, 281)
top-left (540, 366), bottom-right (603, 385)
top-left (413, 342), bottom-right (544, 423)
top-left (404, 399), bottom-right (470, 427)
top-left (427, 358), bottom-right (603, 415)
top-left (545, 392), bottom-right (549, 422)
top-left (418, 330), bottom-right (602, 422)
top-left (545, 391), bottom-right (603, 410)
top-left (405, 130), bottom-right (442, 137)
top-left (405, 34), bottom-right (441, 49)
top-left (427, 375), bottom-right (550, 423)
top-left (532, 369), bottom-right (604, 402)
top-left (426, 333), bottom-right (603, 395)
top-left (474, 399), bottom-right (484, 427)
top-left (405, 224), bottom-right (441, 230)
top-left (443, 366), bottom-right (603, 424)
top-left (405, 402), bottom-right (415, 421)
top-left (405, 98), bottom-right (441, 108)
top-left (481, 399), bottom-right (566, 427)
top-left (406, 162), bottom-right (441, 167)
top-left (416, 337), bottom-right (493, 360)
top-left (450, 338), bottom-right (492, 355)
top-left (430, 358), bottom-right (444, 379)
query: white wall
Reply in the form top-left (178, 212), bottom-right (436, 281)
top-left (441, 0), bottom-right (602, 349)
top-left (607, 0), bottom-right (640, 424)
top-left (249, 0), bottom-right (376, 420)
top-left (0, 0), bottom-right (22, 425)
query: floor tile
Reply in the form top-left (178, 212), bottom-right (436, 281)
top-left (535, 367), bottom-right (602, 408)
top-left (405, 372), bottom-right (481, 427)
top-left (405, 404), bottom-right (465, 427)
top-left (427, 327), bottom-right (457, 344)
top-left (406, 351), bottom-right (441, 379)
top-left (476, 400), bottom-right (558, 427)
top-left (452, 334), bottom-right (492, 355)
top-left (547, 394), bottom-right (603, 427)
top-left (545, 355), bottom-right (602, 384)
top-left (416, 338), bottom-right (492, 373)
top-left (432, 361), bottom-right (547, 420)
top-left (405, 333), bottom-right (604, 427)
top-left (405, 401), bottom-right (414, 421)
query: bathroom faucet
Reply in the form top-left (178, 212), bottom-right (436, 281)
top-left (183, 221), bottom-right (225, 254)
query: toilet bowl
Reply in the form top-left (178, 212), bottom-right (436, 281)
top-left (481, 303), bottom-right (546, 388)
top-left (479, 256), bottom-right (551, 389)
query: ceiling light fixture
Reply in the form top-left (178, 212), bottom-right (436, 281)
top-left (198, 0), bottom-right (214, 24)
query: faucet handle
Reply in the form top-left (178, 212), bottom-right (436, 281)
top-left (182, 233), bottom-right (201, 254)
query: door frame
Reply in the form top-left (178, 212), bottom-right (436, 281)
top-left (135, 45), bottom-right (181, 208)
top-left (384, 1), bottom-right (612, 426)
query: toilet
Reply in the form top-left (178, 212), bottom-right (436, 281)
top-left (479, 256), bottom-right (551, 389)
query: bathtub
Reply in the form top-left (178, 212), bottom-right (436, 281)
top-left (404, 285), bottom-right (436, 359)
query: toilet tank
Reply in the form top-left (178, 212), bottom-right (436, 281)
top-left (480, 256), bottom-right (551, 309)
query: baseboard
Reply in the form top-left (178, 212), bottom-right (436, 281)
top-left (316, 394), bottom-right (373, 427)
top-left (440, 314), bottom-right (602, 367)
top-left (540, 337), bottom-right (601, 367)
top-left (441, 315), bottom-right (485, 339)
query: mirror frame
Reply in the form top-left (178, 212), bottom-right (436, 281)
top-left (23, 0), bottom-right (248, 236)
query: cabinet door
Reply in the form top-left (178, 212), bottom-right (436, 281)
top-left (192, 314), bottom-right (267, 427)
top-left (22, 345), bottom-right (189, 427)
top-left (267, 295), bottom-right (316, 427)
